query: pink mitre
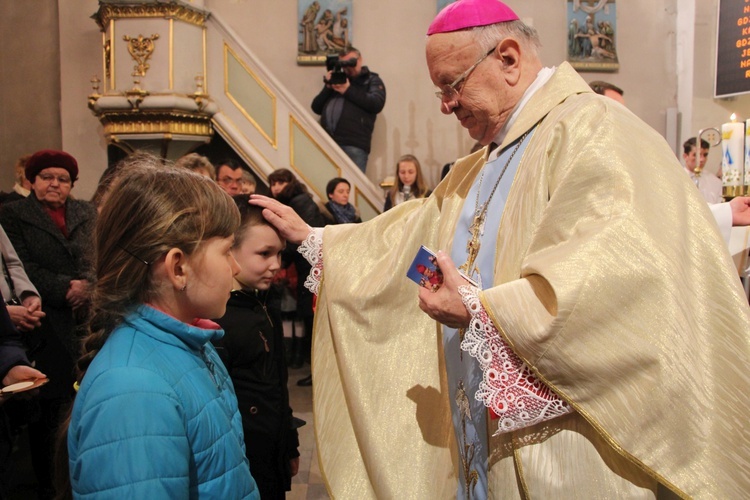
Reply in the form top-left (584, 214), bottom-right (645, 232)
top-left (427, 0), bottom-right (519, 35)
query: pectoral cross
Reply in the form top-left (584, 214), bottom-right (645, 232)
top-left (457, 211), bottom-right (485, 349)
top-left (458, 211), bottom-right (485, 282)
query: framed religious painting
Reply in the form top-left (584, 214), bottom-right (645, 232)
top-left (567, 0), bottom-right (619, 72)
top-left (297, 0), bottom-right (353, 65)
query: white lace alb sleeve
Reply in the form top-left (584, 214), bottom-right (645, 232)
top-left (458, 285), bottom-right (572, 436)
top-left (298, 227), bottom-right (323, 295)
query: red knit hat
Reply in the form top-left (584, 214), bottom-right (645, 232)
top-left (25, 149), bottom-right (79, 183)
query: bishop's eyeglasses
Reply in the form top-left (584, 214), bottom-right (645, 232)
top-left (434, 47), bottom-right (496, 102)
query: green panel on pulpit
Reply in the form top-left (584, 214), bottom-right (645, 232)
top-left (290, 116), bottom-right (340, 201)
top-left (225, 45), bottom-right (276, 147)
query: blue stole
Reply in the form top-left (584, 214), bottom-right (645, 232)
top-left (445, 129), bottom-right (535, 499)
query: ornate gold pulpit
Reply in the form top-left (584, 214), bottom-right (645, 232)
top-left (89, 0), bottom-right (215, 160)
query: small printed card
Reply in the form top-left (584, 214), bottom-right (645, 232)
top-left (407, 246), bottom-right (478, 291)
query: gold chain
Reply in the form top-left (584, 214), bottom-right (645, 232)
top-left (458, 132), bottom-right (529, 279)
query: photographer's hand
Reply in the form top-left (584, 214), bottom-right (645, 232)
top-left (332, 80), bottom-right (350, 94)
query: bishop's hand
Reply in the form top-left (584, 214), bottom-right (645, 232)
top-left (249, 195), bottom-right (312, 245)
top-left (418, 251), bottom-right (472, 329)
top-left (730, 196), bottom-right (750, 226)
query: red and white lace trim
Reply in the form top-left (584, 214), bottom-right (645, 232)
top-left (458, 285), bottom-right (571, 435)
top-left (299, 227), bottom-right (323, 295)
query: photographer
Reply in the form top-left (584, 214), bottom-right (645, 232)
top-left (311, 48), bottom-right (386, 173)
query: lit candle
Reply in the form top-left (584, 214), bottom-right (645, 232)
top-left (722, 113), bottom-right (745, 197)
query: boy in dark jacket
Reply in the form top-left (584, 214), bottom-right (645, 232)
top-left (214, 196), bottom-right (302, 499)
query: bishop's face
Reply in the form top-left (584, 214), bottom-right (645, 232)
top-left (426, 32), bottom-right (515, 146)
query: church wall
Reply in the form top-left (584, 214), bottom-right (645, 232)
top-left (0, 0), bottom-right (704, 200)
top-left (58, 0), bottom-right (108, 200)
top-left (207, 0), bottom-right (679, 191)
top-left (0, 1), bottom-right (64, 191)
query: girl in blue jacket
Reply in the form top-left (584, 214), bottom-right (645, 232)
top-left (57, 160), bottom-right (259, 499)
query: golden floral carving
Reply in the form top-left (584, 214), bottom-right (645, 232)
top-left (123, 33), bottom-right (160, 77)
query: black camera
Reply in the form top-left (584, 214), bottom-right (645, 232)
top-left (324, 55), bottom-right (357, 85)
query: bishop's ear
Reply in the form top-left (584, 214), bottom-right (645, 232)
top-left (496, 38), bottom-right (521, 83)
top-left (496, 38), bottom-right (520, 69)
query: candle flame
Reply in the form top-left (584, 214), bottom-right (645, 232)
top-left (731, 113), bottom-right (737, 122)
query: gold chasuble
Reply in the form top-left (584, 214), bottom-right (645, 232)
top-left (311, 62), bottom-right (750, 498)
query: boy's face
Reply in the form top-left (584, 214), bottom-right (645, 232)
top-left (232, 224), bottom-right (284, 290)
top-left (683, 147), bottom-right (708, 172)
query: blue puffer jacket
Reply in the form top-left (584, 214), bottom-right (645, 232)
top-left (68, 305), bottom-right (259, 499)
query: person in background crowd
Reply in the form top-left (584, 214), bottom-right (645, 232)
top-left (250, 0), bottom-right (750, 496)
top-left (384, 154), bottom-right (430, 211)
top-left (587, 82), bottom-right (750, 242)
top-left (0, 224), bottom-right (44, 332)
top-left (0, 301), bottom-right (46, 499)
top-left (57, 161), bottom-right (259, 499)
top-left (0, 155), bottom-right (32, 205)
top-left (0, 149), bottom-right (95, 499)
top-left (0, 302), bottom-right (46, 389)
top-left (311, 47), bottom-right (386, 173)
top-left (324, 178), bottom-right (361, 224)
top-left (267, 169), bottom-right (326, 387)
top-left (174, 153), bottom-right (216, 180)
top-left (214, 197), bottom-right (300, 499)
top-left (241, 170), bottom-right (257, 195)
top-left (216, 159), bottom-right (245, 196)
top-left (589, 79), bottom-right (625, 105)
top-left (682, 137), bottom-right (722, 204)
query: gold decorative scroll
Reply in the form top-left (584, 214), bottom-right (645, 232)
top-left (123, 34), bottom-right (160, 77)
top-left (93, 4), bottom-right (208, 31)
top-left (97, 111), bottom-right (214, 137)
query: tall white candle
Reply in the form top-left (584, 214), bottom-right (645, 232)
top-left (746, 119), bottom-right (750, 195)
top-left (722, 114), bottom-right (744, 197)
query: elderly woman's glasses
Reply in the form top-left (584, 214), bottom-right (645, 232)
top-left (38, 173), bottom-right (72, 185)
top-left (434, 47), bottom-right (496, 102)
